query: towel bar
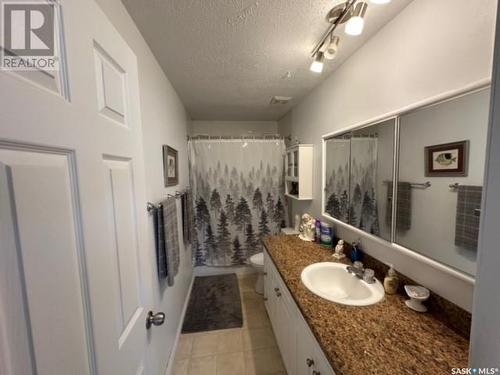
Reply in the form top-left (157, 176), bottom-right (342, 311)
top-left (146, 202), bottom-right (162, 213)
top-left (383, 180), bottom-right (431, 189)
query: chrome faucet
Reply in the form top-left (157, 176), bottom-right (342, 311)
top-left (346, 262), bottom-right (376, 284)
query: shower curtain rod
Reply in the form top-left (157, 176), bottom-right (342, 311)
top-left (327, 133), bottom-right (379, 140)
top-left (187, 134), bottom-right (285, 141)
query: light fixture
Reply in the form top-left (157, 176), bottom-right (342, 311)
top-left (345, 2), bottom-right (368, 36)
top-left (323, 35), bottom-right (340, 60)
top-left (370, 0), bottom-right (390, 4)
top-left (310, 52), bottom-right (325, 73)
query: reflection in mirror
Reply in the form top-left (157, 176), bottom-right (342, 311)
top-left (324, 134), bottom-right (350, 223)
top-left (324, 119), bottom-right (395, 242)
top-left (396, 88), bottom-right (490, 275)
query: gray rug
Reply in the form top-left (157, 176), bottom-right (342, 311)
top-left (182, 274), bottom-right (243, 333)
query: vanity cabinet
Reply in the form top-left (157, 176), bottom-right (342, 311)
top-left (285, 144), bottom-right (313, 200)
top-left (264, 249), bottom-right (335, 375)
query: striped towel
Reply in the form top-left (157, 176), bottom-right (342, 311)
top-left (163, 197), bottom-right (180, 286)
top-left (153, 204), bottom-right (167, 280)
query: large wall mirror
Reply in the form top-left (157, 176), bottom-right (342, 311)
top-left (323, 87), bottom-right (490, 276)
top-left (324, 118), bottom-right (395, 242)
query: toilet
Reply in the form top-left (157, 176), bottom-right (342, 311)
top-left (249, 252), bottom-right (264, 295)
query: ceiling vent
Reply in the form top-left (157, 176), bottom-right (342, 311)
top-left (270, 96), bottom-right (292, 105)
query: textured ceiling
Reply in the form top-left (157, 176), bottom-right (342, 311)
top-left (122, 0), bottom-right (412, 120)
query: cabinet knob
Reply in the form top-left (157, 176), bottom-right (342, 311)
top-left (306, 358), bottom-right (314, 367)
top-left (263, 297), bottom-right (268, 301)
top-left (276, 291), bottom-right (282, 297)
top-left (274, 287), bottom-right (279, 292)
top-left (313, 371), bottom-right (321, 375)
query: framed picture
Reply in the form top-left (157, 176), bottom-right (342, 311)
top-left (163, 145), bottom-right (178, 186)
top-left (425, 140), bottom-right (469, 177)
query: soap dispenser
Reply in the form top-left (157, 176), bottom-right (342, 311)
top-left (384, 265), bottom-right (399, 294)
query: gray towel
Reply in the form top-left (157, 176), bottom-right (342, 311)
top-left (455, 185), bottom-right (482, 250)
top-left (163, 197), bottom-right (180, 286)
top-left (181, 190), bottom-right (194, 245)
top-left (153, 205), bottom-right (168, 280)
top-left (386, 182), bottom-right (412, 231)
top-left (187, 189), bottom-right (195, 244)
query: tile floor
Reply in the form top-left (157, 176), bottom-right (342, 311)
top-left (172, 273), bottom-right (286, 375)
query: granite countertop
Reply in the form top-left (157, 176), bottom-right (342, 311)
top-left (264, 235), bottom-right (469, 375)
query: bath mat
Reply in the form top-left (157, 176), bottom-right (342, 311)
top-left (182, 273), bottom-right (243, 333)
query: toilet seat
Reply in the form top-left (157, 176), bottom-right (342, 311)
top-left (249, 252), bottom-right (264, 267)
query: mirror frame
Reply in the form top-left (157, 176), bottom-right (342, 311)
top-left (321, 82), bottom-right (490, 283)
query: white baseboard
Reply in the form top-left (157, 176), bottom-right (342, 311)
top-left (164, 274), bottom-right (195, 375)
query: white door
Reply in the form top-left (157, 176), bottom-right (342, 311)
top-left (0, 1), bottom-right (160, 374)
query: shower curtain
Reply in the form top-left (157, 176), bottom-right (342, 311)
top-left (188, 138), bottom-right (287, 266)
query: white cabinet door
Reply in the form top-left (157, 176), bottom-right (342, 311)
top-left (276, 286), bottom-right (297, 375)
top-left (296, 316), bottom-right (336, 375)
top-left (0, 1), bottom-right (157, 375)
top-left (296, 319), bottom-right (317, 375)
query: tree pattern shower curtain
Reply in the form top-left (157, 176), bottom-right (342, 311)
top-left (188, 138), bottom-right (287, 266)
top-left (325, 136), bottom-right (380, 235)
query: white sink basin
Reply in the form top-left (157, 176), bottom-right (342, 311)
top-left (301, 262), bottom-right (385, 306)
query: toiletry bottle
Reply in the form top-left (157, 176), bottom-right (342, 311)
top-left (384, 265), bottom-right (399, 295)
top-left (315, 220), bottom-right (321, 243)
top-left (350, 242), bottom-right (363, 262)
top-left (320, 222), bottom-right (333, 246)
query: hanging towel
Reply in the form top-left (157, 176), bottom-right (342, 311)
top-left (153, 204), bottom-right (168, 280)
top-left (181, 191), bottom-right (191, 245)
top-left (187, 189), bottom-right (195, 244)
top-left (386, 182), bottom-right (412, 231)
top-left (163, 197), bottom-right (180, 286)
top-left (455, 185), bottom-right (482, 250)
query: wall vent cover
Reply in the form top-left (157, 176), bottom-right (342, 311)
top-left (270, 96), bottom-right (292, 105)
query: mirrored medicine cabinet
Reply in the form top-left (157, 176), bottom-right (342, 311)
top-left (322, 86), bottom-right (491, 276)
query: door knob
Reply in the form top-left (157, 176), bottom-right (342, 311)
top-left (146, 311), bottom-right (165, 329)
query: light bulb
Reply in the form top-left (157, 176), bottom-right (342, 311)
top-left (370, 0), bottom-right (391, 4)
top-left (345, 2), bottom-right (368, 36)
top-left (345, 16), bottom-right (364, 35)
top-left (310, 53), bottom-right (324, 73)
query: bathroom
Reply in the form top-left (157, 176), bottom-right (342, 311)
top-left (1, 0), bottom-right (499, 374)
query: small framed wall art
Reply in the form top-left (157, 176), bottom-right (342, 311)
top-left (424, 140), bottom-right (469, 177)
top-left (163, 145), bottom-right (179, 186)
